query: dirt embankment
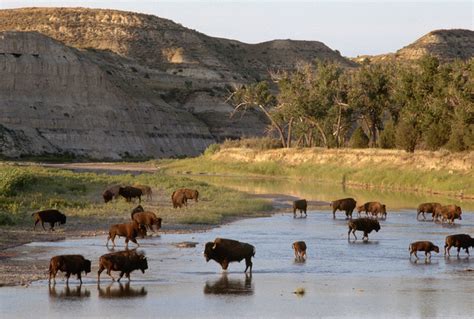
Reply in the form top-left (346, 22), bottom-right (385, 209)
top-left (211, 148), bottom-right (473, 172)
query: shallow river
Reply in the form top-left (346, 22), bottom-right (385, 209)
top-left (1, 210), bottom-right (474, 318)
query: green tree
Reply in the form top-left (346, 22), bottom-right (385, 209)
top-left (349, 127), bottom-right (369, 148)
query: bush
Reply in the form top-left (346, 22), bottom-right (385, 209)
top-left (349, 127), bottom-right (369, 148)
top-left (0, 212), bottom-right (15, 226)
top-left (204, 143), bottom-right (221, 156)
top-left (423, 121), bottom-right (450, 151)
top-left (379, 121), bottom-right (396, 149)
top-left (445, 126), bottom-right (468, 152)
top-left (0, 169), bottom-right (37, 196)
top-left (396, 120), bottom-right (419, 152)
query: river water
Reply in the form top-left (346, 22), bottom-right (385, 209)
top-left (1, 209), bottom-right (473, 318)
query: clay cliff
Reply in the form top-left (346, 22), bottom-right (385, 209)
top-left (0, 8), bottom-right (354, 159)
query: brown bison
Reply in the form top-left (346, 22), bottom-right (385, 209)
top-left (204, 238), bottom-right (255, 273)
top-left (444, 234), bottom-right (474, 257)
top-left (171, 190), bottom-right (187, 208)
top-left (348, 218), bottom-right (381, 241)
top-left (416, 202), bottom-right (442, 220)
top-left (102, 185), bottom-right (122, 203)
top-left (293, 199), bottom-right (307, 218)
top-left (49, 254), bottom-right (91, 284)
top-left (106, 221), bottom-right (147, 248)
top-left (292, 241), bottom-right (307, 260)
top-left (180, 188), bottom-right (199, 202)
top-left (439, 205), bottom-right (462, 224)
top-left (133, 185), bottom-right (153, 201)
top-left (331, 198), bottom-right (357, 219)
top-left (358, 202), bottom-right (386, 219)
top-left (119, 186), bottom-right (143, 203)
top-left (98, 250), bottom-right (148, 282)
top-left (32, 209), bottom-right (66, 231)
top-left (409, 241), bottom-right (439, 260)
top-left (131, 211), bottom-right (162, 233)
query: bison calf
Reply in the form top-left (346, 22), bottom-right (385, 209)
top-left (331, 198), bottom-right (356, 219)
top-left (417, 202), bottom-right (441, 221)
top-left (444, 234), bottom-right (474, 257)
top-left (409, 241), bottom-right (439, 260)
top-left (292, 241), bottom-right (307, 260)
top-left (98, 250), bottom-right (148, 282)
top-left (204, 238), bottom-right (255, 273)
top-left (106, 221), bottom-right (147, 248)
top-left (293, 199), bottom-right (307, 218)
top-left (358, 202), bottom-right (386, 219)
top-left (32, 209), bottom-right (66, 231)
top-left (131, 211), bottom-right (162, 233)
top-left (171, 190), bottom-right (187, 208)
top-left (348, 218), bottom-right (381, 241)
top-left (439, 205), bottom-right (462, 224)
top-left (49, 255), bottom-right (91, 284)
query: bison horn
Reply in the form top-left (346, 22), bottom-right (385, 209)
top-left (212, 243), bottom-right (217, 250)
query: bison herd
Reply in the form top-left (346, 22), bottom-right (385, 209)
top-left (33, 189), bottom-right (471, 285)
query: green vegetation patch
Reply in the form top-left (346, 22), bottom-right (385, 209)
top-left (0, 164), bottom-right (272, 227)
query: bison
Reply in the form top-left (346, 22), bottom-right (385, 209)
top-left (49, 254), bottom-right (91, 284)
top-left (32, 209), bottom-right (66, 231)
top-left (98, 250), bottom-right (148, 282)
top-left (439, 205), bottom-right (462, 224)
top-left (131, 211), bottom-right (162, 233)
top-left (119, 186), bottom-right (142, 203)
top-left (358, 202), bottom-right (386, 219)
top-left (331, 198), bottom-right (357, 219)
top-left (444, 234), bottom-right (474, 257)
top-left (416, 202), bottom-right (442, 221)
top-left (179, 188), bottom-right (199, 202)
top-left (409, 241), bottom-right (439, 260)
top-left (292, 241), bottom-right (307, 260)
top-left (133, 184), bottom-right (153, 201)
top-left (106, 221), bottom-right (147, 248)
top-left (293, 199), bottom-right (307, 218)
top-left (102, 185), bottom-right (122, 203)
top-left (348, 218), bottom-right (381, 241)
top-left (204, 238), bottom-right (255, 273)
top-left (171, 190), bottom-right (187, 208)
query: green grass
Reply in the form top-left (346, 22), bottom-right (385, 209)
top-left (0, 163), bottom-right (272, 226)
top-left (161, 155), bottom-right (473, 197)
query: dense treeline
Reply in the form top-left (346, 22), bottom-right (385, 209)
top-left (230, 56), bottom-right (473, 152)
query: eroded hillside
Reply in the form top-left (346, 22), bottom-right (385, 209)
top-left (0, 8), bottom-right (355, 159)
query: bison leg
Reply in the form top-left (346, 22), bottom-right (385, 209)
top-left (98, 265), bottom-right (104, 282)
top-left (445, 244), bottom-right (451, 257)
top-left (106, 268), bottom-right (115, 281)
top-left (221, 259), bottom-right (229, 271)
top-left (244, 257), bottom-right (253, 273)
top-left (34, 219), bottom-right (39, 230)
top-left (49, 269), bottom-right (57, 284)
top-left (77, 273), bottom-right (82, 284)
top-left (49, 222), bottom-right (55, 231)
top-left (413, 251), bottom-right (418, 259)
top-left (130, 237), bottom-right (139, 247)
top-left (363, 232), bottom-right (368, 241)
top-left (41, 221), bottom-right (46, 231)
top-left (117, 271), bottom-right (125, 282)
top-left (66, 272), bottom-right (71, 284)
top-left (457, 247), bottom-right (461, 257)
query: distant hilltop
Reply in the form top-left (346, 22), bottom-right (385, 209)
top-left (0, 7), bottom-right (472, 160)
top-left (353, 29), bottom-right (474, 64)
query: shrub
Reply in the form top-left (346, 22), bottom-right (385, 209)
top-left (221, 137), bottom-right (282, 150)
top-left (204, 143), bottom-right (221, 156)
top-left (349, 127), bottom-right (369, 148)
top-left (0, 169), bottom-right (37, 196)
top-left (379, 121), bottom-right (396, 149)
top-left (396, 120), bottom-right (419, 153)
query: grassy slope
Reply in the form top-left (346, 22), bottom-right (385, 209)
top-left (161, 148), bottom-right (474, 198)
top-left (0, 163), bottom-right (272, 226)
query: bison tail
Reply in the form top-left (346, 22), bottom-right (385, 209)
top-left (252, 247), bottom-right (256, 257)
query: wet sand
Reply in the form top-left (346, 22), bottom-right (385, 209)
top-left (1, 211), bottom-right (473, 318)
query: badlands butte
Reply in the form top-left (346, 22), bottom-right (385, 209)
top-left (0, 8), bottom-right (473, 159)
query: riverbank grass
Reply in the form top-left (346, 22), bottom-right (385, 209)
top-left (0, 163), bottom-right (272, 226)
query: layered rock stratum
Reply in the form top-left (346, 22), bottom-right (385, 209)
top-left (0, 8), bottom-right (355, 159)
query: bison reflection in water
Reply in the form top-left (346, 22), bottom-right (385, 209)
top-left (48, 283), bottom-right (91, 299)
top-left (98, 282), bottom-right (147, 299)
top-left (203, 274), bottom-right (253, 295)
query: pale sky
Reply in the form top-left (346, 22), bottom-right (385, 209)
top-left (1, 1), bottom-right (472, 57)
